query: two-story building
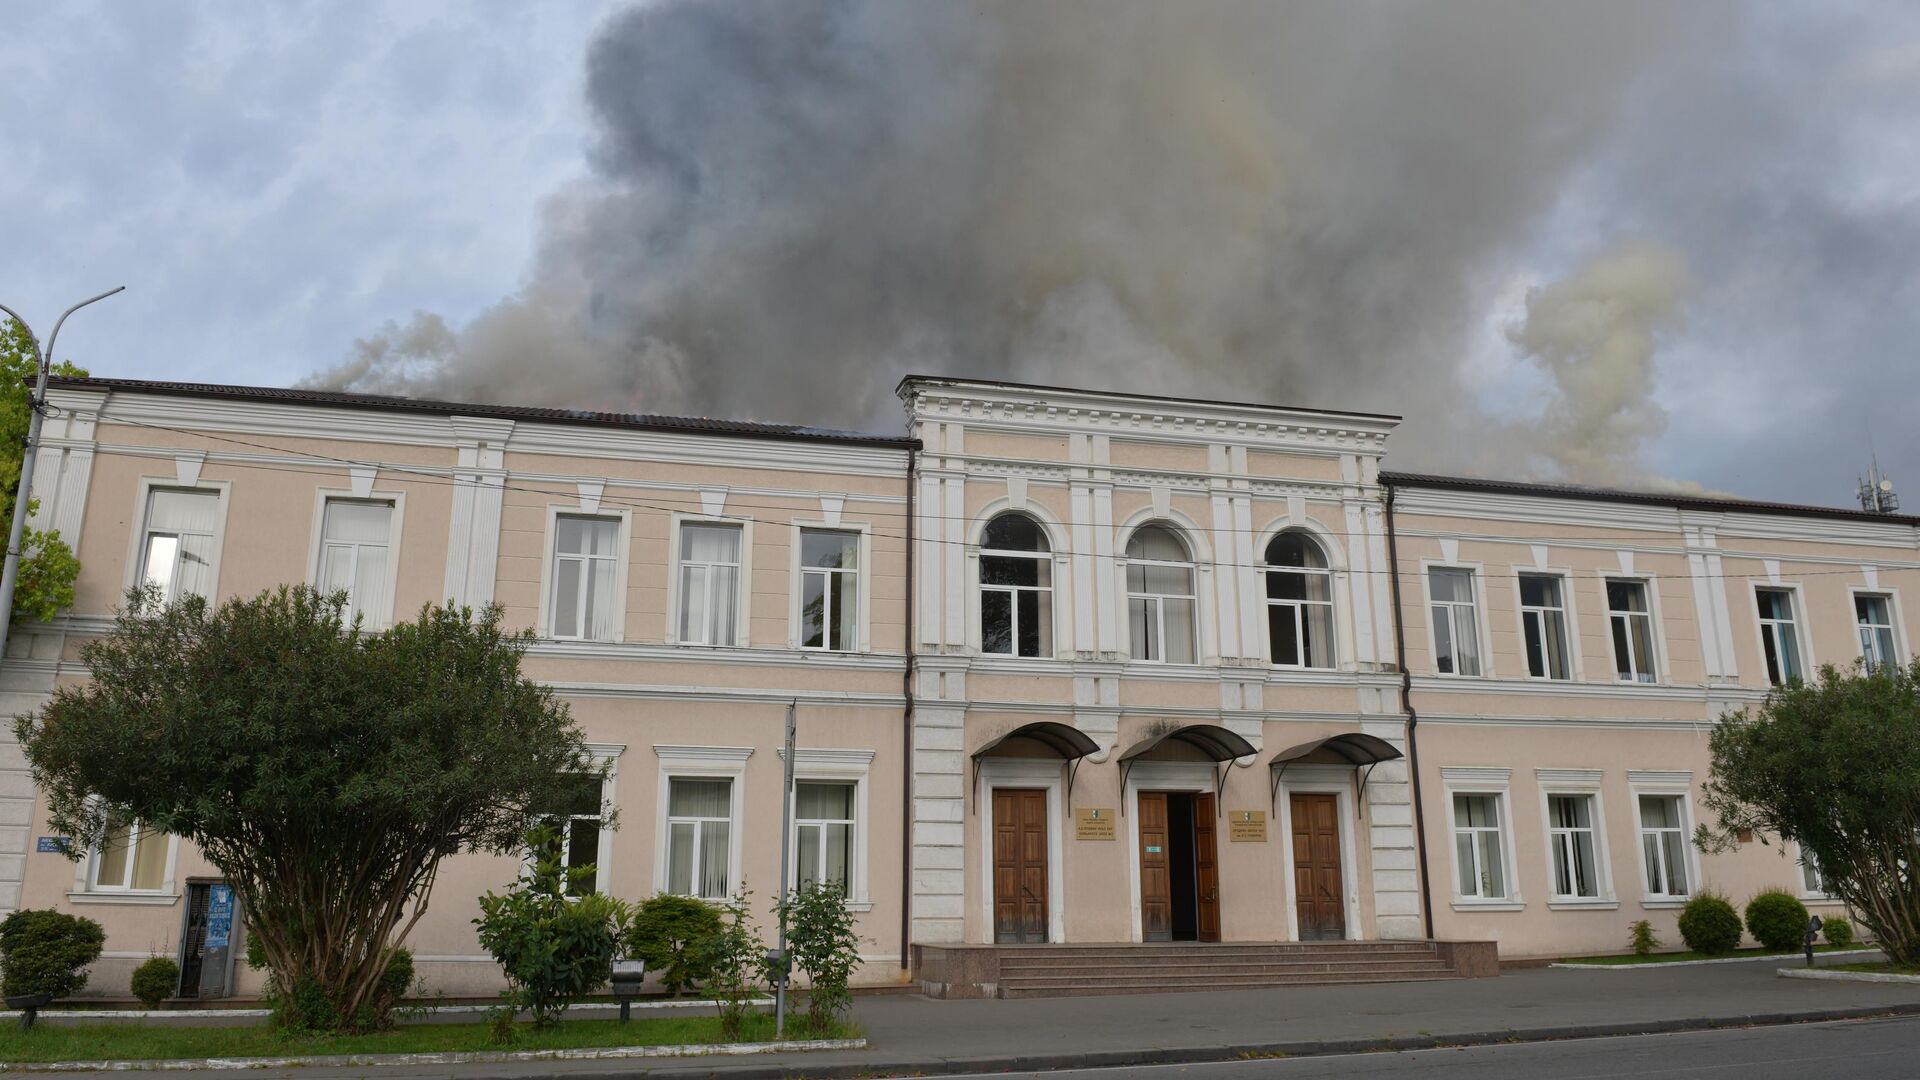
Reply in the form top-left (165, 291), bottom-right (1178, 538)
top-left (0, 373), bottom-right (1913, 998)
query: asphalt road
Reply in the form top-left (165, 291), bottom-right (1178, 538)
top-left (940, 1015), bottom-right (1920, 1080)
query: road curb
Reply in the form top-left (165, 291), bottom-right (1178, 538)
top-left (1780, 967), bottom-right (1920, 985)
top-left (547, 1001), bottom-right (1920, 1080)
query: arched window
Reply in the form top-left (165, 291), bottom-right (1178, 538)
top-left (1265, 531), bottom-right (1334, 668)
top-left (1126, 525), bottom-right (1196, 664)
top-left (980, 513), bottom-right (1053, 657)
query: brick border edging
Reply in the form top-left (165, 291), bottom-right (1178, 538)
top-left (576, 1002), bottom-right (1920, 1080)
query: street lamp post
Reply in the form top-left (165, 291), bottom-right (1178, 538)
top-left (0, 287), bottom-right (125, 661)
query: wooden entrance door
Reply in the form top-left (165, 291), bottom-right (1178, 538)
top-left (992, 788), bottom-right (1049, 943)
top-left (1194, 792), bottom-right (1221, 942)
top-left (1137, 792), bottom-right (1172, 941)
top-left (1290, 792), bottom-right (1346, 940)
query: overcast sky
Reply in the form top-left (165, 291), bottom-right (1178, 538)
top-left (4, 1), bottom-right (1917, 508)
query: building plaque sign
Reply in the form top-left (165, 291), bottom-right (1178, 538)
top-left (1075, 808), bottom-right (1116, 840)
top-left (1228, 810), bottom-right (1267, 842)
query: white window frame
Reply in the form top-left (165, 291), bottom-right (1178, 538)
top-left (1535, 769), bottom-right (1615, 908)
top-left (789, 521), bottom-right (872, 653)
top-left (1628, 770), bottom-right (1699, 906)
top-left (1441, 767), bottom-right (1520, 909)
top-left (976, 513), bottom-right (1057, 660)
top-left (537, 508), bottom-right (631, 642)
top-left (780, 747), bottom-right (874, 909)
top-left (1123, 525), bottom-right (1199, 665)
top-left (529, 742), bottom-right (624, 896)
top-left (121, 477), bottom-right (232, 604)
top-left (1263, 530), bottom-right (1337, 671)
top-left (1849, 586), bottom-right (1906, 674)
top-left (1513, 570), bottom-right (1577, 681)
top-left (666, 514), bottom-right (753, 648)
top-left (306, 488), bottom-right (407, 630)
top-left (1750, 581), bottom-right (1813, 687)
top-left (653, 745), bottom-right (751, 898)
top-left (1795, 842), bottom-right (1838, 903)
top-left (69, 814), bottom-right (179, 905)
top-left (1604, 576), bottom-right (1662, 685)
top-left (1422, 561), bottom-right (1489, 678)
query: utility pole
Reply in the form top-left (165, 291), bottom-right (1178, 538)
top-left (773, 698), bottom-right (797, 1039)
top-left (0, 287), bottom-right (125, 661)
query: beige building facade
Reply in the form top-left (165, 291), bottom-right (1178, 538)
top-left (0, 374), bottom-right (1912, 997)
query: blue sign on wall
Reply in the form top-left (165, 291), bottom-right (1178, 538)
top-left (204, 884), bottom-right (235, 950)
top-left (35, 837), bottom-right (71, 854)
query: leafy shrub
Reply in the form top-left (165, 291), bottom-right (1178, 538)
top-left (1628, 919), bottom-right (1660, 957)
top-left (1677, 892), bottom-right (1743, 955)
top-left (702, 891), bottom-right (765, 1041)
top-left (1823, 916), bottom-right (1855, 948)
top-left (783, 881), bottom-right (861, 1035)
top-left (1744, 889), bottom-right (1809, 952)
top-left (474, 823), bottom-right (622, 1028)
top-left (0, 909), bottom-right (105, 1000)
top-left (130, 957), bottom-right (179, 1008)
top-left (624, 894), bottom-right (722, 996)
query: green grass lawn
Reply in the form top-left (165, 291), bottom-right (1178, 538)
top-left (0, 1014), bottom-right (858, 1065)
top-left (1561, 943), bottom-right (1873, 966)
top-left (1827, 960), bottom-right (1920, 976)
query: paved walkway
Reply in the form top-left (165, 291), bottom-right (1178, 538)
top-left (36, 958), bottom-right (1920, 1078)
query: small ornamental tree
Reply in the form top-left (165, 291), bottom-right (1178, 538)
top-left (16, 586), bottom-right (602, 1031)
top-left (703, 891), bottom-right (765, 1041)
top-left (0, 909), bottom-right (104, 1000)
top-left (782, 880), bottom-right (860, 1034)
top-left (1744, 889), bottom-right (1809, 952)
top-left (0, 318), bottom-right (85, 623)
top-left (475, 823), bottom-right (624, 1028)
top-left (625, 894), bottom-right (722, 996)
top-left (1697, 660), bottom-right (1920, 964)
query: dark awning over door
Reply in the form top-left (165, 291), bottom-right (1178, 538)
top-left (1115, 724), bottom-right (1258, 813)
top-left (1268, 732), bottom-right (1405, 810)
top-left (970, 721), bottom-right (1101, 812)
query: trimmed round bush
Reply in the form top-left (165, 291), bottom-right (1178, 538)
top-left (1744, 889), bottom-right (1809, 952)
top-left (1823, 916), bottom-right (1855, 948)
top-left (623, 893), bottom-right (723, 997)
top-left (0, 908), bottom-right (106, 1000)
top-left (130, 957), bottom-right (180, 1007)
top-left (1677, 892), bottom-right (1743, 955)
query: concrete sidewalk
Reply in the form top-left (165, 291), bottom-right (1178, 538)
top-left (40, 959), bottom-right (1920, 1078)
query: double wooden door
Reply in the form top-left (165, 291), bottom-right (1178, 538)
top-left (1137, 791), bottom-right (1220, 942)
top-left (1290, 792), bottom-right (1346, 940)
top-left (992, 788), bottom-right (1049, 943)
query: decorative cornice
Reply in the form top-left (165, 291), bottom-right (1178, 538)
top-left (653, 745), bottom-right (754, 764)
top-left (1535, 768), bottom-right (1604, 785)
top-left (1626, 769), bottom-right (1694, 786)
top-left (1440, 766), bottom-right (1513, 784)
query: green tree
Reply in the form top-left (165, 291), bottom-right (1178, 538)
top-left (15, 585), bottom-right (602, 1031)
top-left (0, 317), bottom-right (85, 623)
top-left (1698, 659), bottom-right (1920, 964)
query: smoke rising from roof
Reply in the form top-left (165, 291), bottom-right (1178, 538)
top-left (310, 0), bottom-right (1714, 480)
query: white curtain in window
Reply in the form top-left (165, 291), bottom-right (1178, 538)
top-left (143, 489), bottom-right (219, 602)
top-left (319, 500), bottom-right (393, 625)
top-left (679, 525), bottom-right (741, 644)
top-left (553, 516), bottom-right (620, 640)
top-left (668, 778), bottom-right (733, 898)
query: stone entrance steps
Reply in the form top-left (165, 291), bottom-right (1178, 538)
top-left (994, 942), bottom-right (1459, 999)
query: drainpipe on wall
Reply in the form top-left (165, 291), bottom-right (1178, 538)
top-left (1382, 481), bottom-right (1436, 941)
top-left (900, 444), bottom-right (917, 971)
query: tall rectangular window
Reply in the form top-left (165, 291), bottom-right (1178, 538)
top-left (1857, 594), bottom-right (1898, 673)
top-left (1429, 568), bottom-right (1482, 676)
top-left (1519, 574), bottom-right (1571, 680)
top-left (793, 781), bottom-right (854, 891)
top-left (799, 530), bottom-right (859, 651)
top-left (1756, 588), bottom-right (1804, 685)
top-left (1638, 794), bottom-right (1690, 898)
top-left (1607, 580), bottom-right (1658, 683)
top-left (666, 778), bottom-right (732, 898)
top-left (677, 523), bottom-right (742, 646)
top-left (91, 820), bottom-right (169, 892)
top-left (138, 489), bottom-right (220, 604)
top-left (550, 516), bottom-right (621, 641)
top-left (1801, 852), bottom-right (1832, 897)
top-left (317, 499), bottom-right (394, 626)
top-left (539, 775), bottom-right (606, 896)
top-left (1547, 794), bottom-right (1600, 899)
top-left (1452, 793), bottom-right (1507, 899)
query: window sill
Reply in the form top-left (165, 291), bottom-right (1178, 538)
top-left (1548, 899), bottom-right (1620, 911)
top-left (1801, 894), bottom-right (1843, 904)
top-left (1450, 900), bottom-right (1524, 912)
top-left (68, 891), bottom-right (180, 907)
top-left (1640, 897), bottom-right (1690, 909)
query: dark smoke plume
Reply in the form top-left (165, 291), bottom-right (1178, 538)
top-left (312, 0), bottom-right (1712, 479)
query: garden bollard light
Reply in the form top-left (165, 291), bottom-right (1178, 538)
top-left (1805, 915), bottom-right (1823, 968)
top-left (610, 959), bottom-right (647, 1023)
